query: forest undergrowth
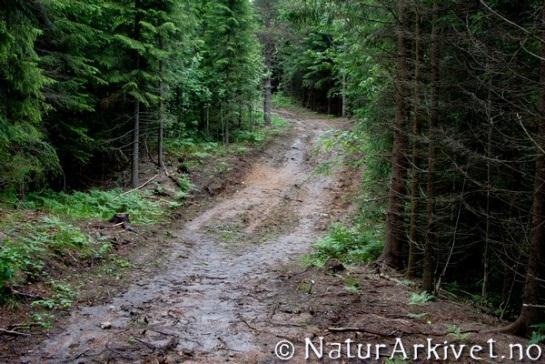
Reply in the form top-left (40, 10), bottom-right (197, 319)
top-left (0, 110), bottom-right (290, 335)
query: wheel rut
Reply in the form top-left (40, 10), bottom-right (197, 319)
top-left (23, 111), bottom-right (352, 363)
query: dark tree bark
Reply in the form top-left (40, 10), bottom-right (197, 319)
top-left (341, 72), bottom-right (347, 118)
top-left (381, 0), bottom-right (409, 270)
top-left (256, 0), bottom-right (276, 126)
top-left (131, 0), bottom-right (142, 188)
top-left (158, 40), bottom-right (166, 174)
top-left (407, 2), bottom-right (421, 278)
top-left (503, 1), bottom-right (545, 336)
top-left (422, 0), bottom-right (439, 292)
top-left (264, 76), bottom-right (272, 125)
top-left (132, 98), bottom-right (140, 188)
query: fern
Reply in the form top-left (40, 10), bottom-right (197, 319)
top-left (304, 223), bottom-right (383, 267)
top-left (22, 189), bottom-right (163, 224)
top-left (409, 292), bottom-right (434, 306)
top-left (530, 323), bottom-right (545, 345)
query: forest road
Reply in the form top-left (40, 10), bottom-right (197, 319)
top-left (22, 110), bottom-right (354, 363)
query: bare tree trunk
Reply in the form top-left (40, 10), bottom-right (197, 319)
top-left (206, 106), bottom-right (210, 136)
top-left (225, 104), bottom-right (230, 144)
top-left (221, 104), bottom-right (225, 145)
top-left (131, 0), bottom-right (141, 188)
top-left (381, 0), bottom-right (409, 270)
top-left (264, 75), bottom-right (272, 125)
top-left (423, 0), bottom-right (439, 292)
top-left (258, 0), bottom-right (275, 126)
top-left (503, 1), bottom-right (545, 335)
top-left (238, 104), bottom-right (242, 129)
top-left (407, 3), bottom-right (421, 278)
top-left (158, 58), bottom-right (165, 173)
top-left (248, 103), bottom-right (253, 130)
top-left (341, 72), bottom-right (347, 118)
top-left (482, 68), bottom-right (492, 300)
top-left (132, 99), bottom-right (140, 188)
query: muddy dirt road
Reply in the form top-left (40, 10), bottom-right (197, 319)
top-left (21, 110), bottom-right (353, 363)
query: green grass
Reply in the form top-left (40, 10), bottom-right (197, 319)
top-left (20, 189), bottom-right (163, 224)
top-left (271, 114), bottom-right (289, 130)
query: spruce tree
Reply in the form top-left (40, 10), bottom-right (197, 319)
top-left (0, 0), bottom-right (58, 193)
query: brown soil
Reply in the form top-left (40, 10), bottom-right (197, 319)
top-left (2, 109), bottom-right (537, 363)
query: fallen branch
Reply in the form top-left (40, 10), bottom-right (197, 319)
top-left (0, 328), bottom-right (30, 336)
top-left (240, 317), bottom-right (259, 332)
top-left (328, 327), bottom-right (395, 337)
top-left (134, 337), bottom-right (157, 351)
top-left (9, 287), bottom-right (43, 300)
top-left (328, 326), bottom-right (481, 337)
top-left (120, 174), bottom-right (159, 196)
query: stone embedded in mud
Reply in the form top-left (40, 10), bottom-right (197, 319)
top-left (100, 321), bottom-right (112, 329)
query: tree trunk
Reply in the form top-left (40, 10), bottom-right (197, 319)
top-left (206, 106), bottom-right (210, 136)
top-left (422, 0), bottom-right (439, 292)
top-left (158, 57), bottom-right (165, 173)
top-left (225, 104), bottom-right (230, 144)
top-left (482, 71), bottom-right (493, 300)
top-left (407, 3), bottom-right (421, 278)
top-left (132, 98), bottom-right (140, 188)
top-left (238, 104), bottom-right (243, 128)
top-left (503, 1), bottom-right (545, 335)
top-left (341, 72), bottom-right (347, 118)
top-left (131, 0), bottom-right (141, 188)
top-left (264, 75), bottom-right (272, 125)
top-left (381, 0), bottom-right (409, 270)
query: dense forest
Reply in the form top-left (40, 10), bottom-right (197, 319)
top-left (0, 0), bottom-right (263, 192)
top-left (272, 0), bottom-right (545, 338)
top-left (2, 0), bottom-right (545, 359)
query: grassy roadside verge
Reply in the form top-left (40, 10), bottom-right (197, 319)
top-left (0, 113), bottom-right (290, 335)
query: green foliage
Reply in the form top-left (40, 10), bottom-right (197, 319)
top-left (409, 292), bottom-right (434, 306)
top-left (385, 358), bottom-right (407, 364)
top-left (22, 189), bottom-right (163, 224)
top-left (176, 175), bottom-right (195, 200)
top-left (233, 129), bottom-right (266, 144)
top-left (0, 0), bottom-right (264, 192)
top-left (32, 281), bottom-right (76, 310)
top-left (0, 214), bottom-right (110, 295)
top-left (31, 312), bottom-right (55, 330)
top-left (271, 115), bottom-right (289, 129)
top-left (344, 276), bottom-right (360, 294)
top-left (272, 93), bottom-right (299, 109)
top-left (304, 223), bottom-right (383, 267)
top-left (530, 323), bottom-right (545, 345)
top-left (447, 325), bottom-right (471, 342)
top-left (166, 137), bottom-right (223, 161)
